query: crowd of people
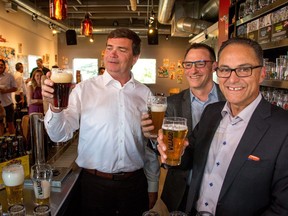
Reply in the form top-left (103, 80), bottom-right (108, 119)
top-left (1, 27), bottom-right (287, 215)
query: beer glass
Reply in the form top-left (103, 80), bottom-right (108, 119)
top-left (31, 164), bottom-right (53, 205)
top-left (2, 164), bottom-right (24, 205)
top-left (170, 211), bottom-right (188, 216)
top-left (50, 68), bottom-right (73, 109)
top-left (147, 96), bottom-right (167, 138)
top-left (196, 211), bottom-right (213, 216)
top-left (162, 117), bottom-right (188, 166)
top-left (33, 204), bottom-right (51, 216)
top-left (8, 204), bottom-right (26, 216)
top-left (142, 210), bottom-right (160, 216)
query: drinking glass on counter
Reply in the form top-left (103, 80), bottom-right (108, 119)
top-left (170, 211), bottom-right (188, 216)
top-left (142, 210), bottom-right (160, 216)
top-left (147, 96), bottom-right (167, 138)
top-left (2, 163), bottom-right (25, 205)
top-left (33, 204), bottom-right (51, 216)
top-left (30, 163), bottom-right (53, 205)
top-left (50, 68), bottom-right (73, 109)
top-left (8, 204), bottom-right (26, 216)
top-left (162, 117), bottom-right (188, 166)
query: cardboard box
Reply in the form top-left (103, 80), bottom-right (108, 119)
top-left (237, 24), bottom-right (247, 38)
top-left (258, 13), bottom-right (272, 44)
top-left (247, 19), bottom-right (259, 41)
top-left (271, 6), bottom-right (288, 42)
top-left (0, 155), bottom-right (30, 189)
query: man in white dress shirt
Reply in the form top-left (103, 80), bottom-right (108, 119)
top-left (42, 28), bottom-right (160, 216)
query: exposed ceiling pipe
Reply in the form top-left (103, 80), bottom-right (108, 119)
top-left (176, 17), bottom-right (212, 35)
top-left (200, 0), bottom-right (219, 21)
top-left (158, 0), bottom-right (175, 25)
top-left (130, 0), bottom-right (137, 11)
top-left (13, 0), bottom-right (69, 31)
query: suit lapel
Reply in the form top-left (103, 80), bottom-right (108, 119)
top-left (218, 99), bottom-right (271, 200)
top-left (182, 89), bottom-right (193, 137)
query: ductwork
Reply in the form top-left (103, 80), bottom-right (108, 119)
top-left (200, 0), bottom-right (219, 21)
top-left (176, 17), bottom-right (212, 35)
top-left (158, 0), bottom-right (175, 25)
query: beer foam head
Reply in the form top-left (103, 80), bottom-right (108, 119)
top-left (2, 165), bottom-right (24, 186)
top-left (151, 104), bottom-right (167, 112)
top-left (162, 124), bottom-right (188, 131)
top-left (51, 72), bottom-right (73, 83)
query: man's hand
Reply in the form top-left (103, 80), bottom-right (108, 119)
top-left (157, 130), bottom-right (189, 164)
top-left (141, 112), bottom-right (155, 139)
top-left (41, 72), bottom-right (61, 113)
top-left (148, 192), bottom-right (158, 209)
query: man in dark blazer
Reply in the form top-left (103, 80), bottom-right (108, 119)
top-left (142, 43), bottom-right (225, 212)
top-left (157, 37), bottom-right (288, 215)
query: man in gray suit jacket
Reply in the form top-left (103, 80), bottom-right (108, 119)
top-left (142, 43), bottom-right (225, 211)
top-left (157, 38), bottom-right (288, 215)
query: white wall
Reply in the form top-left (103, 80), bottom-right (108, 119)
top-left (0, 2), bottom-right (58, 77)
top-left (58, 33), bottom-right (191, 96)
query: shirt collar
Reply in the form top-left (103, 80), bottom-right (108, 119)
top-left (221, 93), bottom-right (262, 123)
top-left (190, 83), bottom-right (218, 102)
top-left (102, 71), bottom-right (136, 89)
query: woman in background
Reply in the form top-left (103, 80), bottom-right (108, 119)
top-left (27, 69), bottom-right (44, 114)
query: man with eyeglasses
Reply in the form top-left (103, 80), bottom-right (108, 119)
top-left (157, 37), bottom-right (288, 215)
top-left (141, 43), bottom-right (225, 212)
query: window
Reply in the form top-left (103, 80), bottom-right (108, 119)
top-left (131, 59), bottom-right (156, 84)
top-left (28, 55), bottom-right (41, 77)
top-left (73, 58), bottom-right (98, 82)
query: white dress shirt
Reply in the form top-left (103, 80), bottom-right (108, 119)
top-left (196, 94), bottom-right (262, 214)
top-left (0, 72), bottom-right (17, 107)
top-left (44, 72), bottom-right (160, 192)
top-left (14, 71), bottom-right (26, 95)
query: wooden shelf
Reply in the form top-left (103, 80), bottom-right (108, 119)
top-left (261, 79), bottom-right (288, 89)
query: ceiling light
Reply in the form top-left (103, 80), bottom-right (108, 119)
top-left (49, 0), bottom-right (67, 20)
top-left (81, 13), bottom-right (93, 36)
top-left (89, 35), bottom-right (94, 43)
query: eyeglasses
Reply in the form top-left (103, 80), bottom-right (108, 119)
top-left (182, 60), bottom-right (213, 69)
top-left (215, 65), bottom-right (263, 78)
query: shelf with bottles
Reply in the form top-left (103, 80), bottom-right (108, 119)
top-left (236, 0), bottom-right (288, 26)
top-left (260, 86), bottom-right (288, 110)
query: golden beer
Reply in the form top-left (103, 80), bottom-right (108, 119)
top-left (2, 164), bottom-right (24, 205)
top-left (162, 117), bottom-right (188, 166)
top-left (147, 96), bottom-right (167, 138)
top-left (150, 104), bottom-right (167, 136)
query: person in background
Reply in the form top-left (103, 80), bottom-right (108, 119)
top-left (141, 43), bottom-right (225, 212)
top-left (0, 101), bottom-right (6, 136)
top-left (14, 62), bottom-right (26, 109)
top-left (0, 59), bottom-right (17, 134)
top-left (29, 58), bottom-right (50, 78)
top-left (42, 28), bottom-right (159, 216)
top-left (98, 66), bottom-right (105, 75)
top-left (27, 69), bottom-right (44, 114)
top-left (157, 37), bottom-right (288, 215)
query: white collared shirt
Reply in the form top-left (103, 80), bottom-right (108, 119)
top-left (44, 72), bottom-right (159, 192)
top-left (196, 93), bottom-right (262, 214)
top-left (0, 72), bottom-right (17, 106)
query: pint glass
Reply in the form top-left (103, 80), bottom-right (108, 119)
top-left (147, 96), bottom-right (167, 138)
top-left (31, 164), bottom-right (53, 205)
top-left (50, 68), bottom-right (73, 109)
top-left (162, 117), bottom-right (188, 166)
top-left (2, 164), bottom-right (25, 205)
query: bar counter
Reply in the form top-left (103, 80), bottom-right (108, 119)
top-left (0, 134), bottom-right (80, 216)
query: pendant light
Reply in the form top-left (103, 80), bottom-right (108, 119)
top-left (49, 0), bottom-right (67, 20)
top-left (81, 13), bottom-right (93, 36)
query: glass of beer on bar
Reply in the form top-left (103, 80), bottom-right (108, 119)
top-left (50, 68), bottom-right (73, 109)
top-left (31, 164), bottom-right (53, 205)
top-left (162, 117), bottom-right (188, 166)
top-left (2, 163), bottom-right (25, 205)
top-left (147, 96), bottom-right (167, 138)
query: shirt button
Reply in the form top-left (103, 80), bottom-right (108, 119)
top-left (205, 202), bottom-right (209, 206)
top-left (216, 162), bottom-right (220, 166)
top-left (209, 182), bottom-right (213, 187)
top-left (223, 141), bottom-right (226, 145)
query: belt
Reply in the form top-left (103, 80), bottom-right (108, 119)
top-left (84, 168), bottom-right (143, 181)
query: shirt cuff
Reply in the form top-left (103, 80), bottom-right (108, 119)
top-left (147, 181), bottom-right (159, 193)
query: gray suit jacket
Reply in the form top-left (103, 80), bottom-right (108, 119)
top-left (161, 85), bottom-right (225, 211)
top-left (185, 99), bottom-right (288, 215)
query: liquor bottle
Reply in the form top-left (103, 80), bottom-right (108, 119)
top-left (6, 137), bottom-right (13, 160)
top-left (17, 136), bottom-right (26, 157)
top-left (0, 137), bottom-right (7, 162)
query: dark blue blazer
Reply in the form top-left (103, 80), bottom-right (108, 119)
top-left (185, 98), bottom-right (288, 216)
